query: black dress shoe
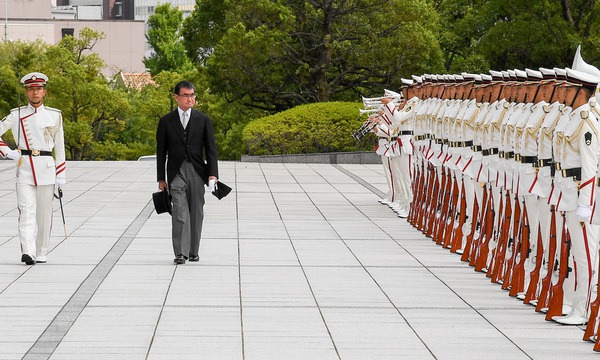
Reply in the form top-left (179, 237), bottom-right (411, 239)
top-left (174, 255), bottom-right (186, 264)
top-left (188, 254), bottom-right (199, 262)
top-left (21, 254), bottom-right (35, 265)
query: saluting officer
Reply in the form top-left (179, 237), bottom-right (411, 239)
top-left (0, 72), bottom-right (66, 265)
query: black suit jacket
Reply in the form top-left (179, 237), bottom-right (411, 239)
top-left (156, 108), bottom-right (218, 185)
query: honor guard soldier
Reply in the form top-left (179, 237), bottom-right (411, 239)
top-left (0, 72), bottom-right (66, 265)
top-left (550, 68), bottom-right (600, 325)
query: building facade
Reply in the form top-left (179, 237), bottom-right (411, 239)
top-left (1, 0), bottom-right (145, 74)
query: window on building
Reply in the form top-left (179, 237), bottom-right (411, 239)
top-left (115, 1), bottom-right (123, 18)
top-left (61, 28), bottom-right (74, 38)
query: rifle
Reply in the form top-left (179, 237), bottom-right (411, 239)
top-left (523, 224), bottom-right (544, 304)
top-left (490, 189), bottom-right (512, 283)
top-left (409, 157), bottom-right (425, 226)
top-left (442, 172), bottom-right (459, 249)
top-left (545, 212), bottom-right (571, 320)
top-left (407, 160), bottom-right (418, 225)
top-left (470, 184), bottom-right (489, 266)
top-left (509, 200), bottom-right (529, 297)
top-left (424, 163), bottom-right (439, 238)
top-left (535, 205), bottom-right (557, 313)
top-left (474, 185), bottom-right (494, 271)
top-left (486, 187), bottom-right (505, 278)
top-left (434, 166), bottom-right (451, 244)
top-left (461, 190), bottom-right (479, 262)
top-left (415, 160), bottom-right (428, 231)
top-left (450, 177), bottom-right (467, 253)
top-left (501, 195), bottom-right (522, 290)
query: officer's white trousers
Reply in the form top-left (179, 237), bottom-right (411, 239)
top-left (17, 183), bottom-right (54, 261)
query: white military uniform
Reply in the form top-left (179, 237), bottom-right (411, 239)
top-left (0, 73), bottom-right (66, 264)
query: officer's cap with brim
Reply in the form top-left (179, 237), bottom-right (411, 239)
top-left (481, 74), bottom-right (493, 83)
top-left (411, 75), bottom-right (423, 84)
top-left (152, 189), bottom-right (172, 215)
top-left (566, 68), bottom-right (600, 89)
top-left (553, 67), bottom-right (568, 80)
top-left (20, 72), bottom-right (48, 88)
top-left (514, 69), bottom-right (528, 82)
top-left (489, 70), bottom-right (504, 82)
top-left (539, 67), bottom-right (556, 80)
top-left (401, 78), bottom-right (414, 86)
top-left (525, 68), bottom-right (543, 81)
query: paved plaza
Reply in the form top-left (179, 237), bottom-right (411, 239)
top-left (0, 160), bottom-right (596, 359)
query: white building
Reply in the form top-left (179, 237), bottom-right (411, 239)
top-left (1, 0), bottom-right (145, 75)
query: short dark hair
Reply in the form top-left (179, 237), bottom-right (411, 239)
top-left (174, 81), bottom-right (195, 95)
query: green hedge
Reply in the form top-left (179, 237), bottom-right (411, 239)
top-left (242, 102), bottom-right (377, 155)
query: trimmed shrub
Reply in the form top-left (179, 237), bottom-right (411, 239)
top-left (242, 102), bottom-right (376, 155)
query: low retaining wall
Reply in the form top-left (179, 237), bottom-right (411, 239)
top-left (241, 151), bottom-right (381, 164)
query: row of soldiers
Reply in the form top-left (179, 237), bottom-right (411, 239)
top-left (363, 46), bottom-right (600, 351)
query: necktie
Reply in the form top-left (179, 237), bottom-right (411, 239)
top-left (182, 112), bottom-right (188, 128)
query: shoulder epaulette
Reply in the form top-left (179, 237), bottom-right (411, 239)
top-left (10, 106), bottom-right (26, 113)
top-left (45, 106), bottom-right (62, 113)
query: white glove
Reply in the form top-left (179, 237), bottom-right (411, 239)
top-left (6, 149), bottom-right (20, 161)
top-left (55, 178), bottom-right (66, 189)
top-left (207, 178), bottom-right (217, 192)
top-left (576, 205), bottom-right (592, 222)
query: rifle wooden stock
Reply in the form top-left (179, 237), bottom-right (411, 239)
top-left (475, 187), bottom-right (495, 272)
top-left (536, 205), bottom-right (557, 313)
top-left (450, 179), bottom-right (467, 253)
top-left (523, 225), bottom-right (544, 304)
top-left (424, 165), bottom-right (439, 238)
top-left (501, 196), bottom-right (521, 290)
top-left (408, 161), bottom-right (421, 225)
top-left (461, 194), bottom-right (479, 262)
top-left (432, 167), bottom-right (447, 242)
top-left (490, 191), bottom-right (512, 283)
top-left (594, 335), bottom-right (600, 352)
top-left (442, 174), bottom-right (459, 249)
top-left (486, 189), bottom-right (505, 279)
top-left (434, 168), bottom-right (452, 244)
top-left (418, 163), bottom-right (434, 232)
top-left (509, 202), bottom-right (529, 297)
top-left (545, 213), bottom-right (570, 321)
top-left (414, 161), bottom-right (428, 229)
top-left (468, 185), bottom-right (488, 266)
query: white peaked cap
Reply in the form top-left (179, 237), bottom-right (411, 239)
top-left (525, 68), bottom-right (543, 80)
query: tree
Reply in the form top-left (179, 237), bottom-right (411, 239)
top-left (145, 3), bottom-right (194, 75)
top-left (42, 28), bottom-right (132, 160)
top-left (186, 0), bottom-right (444, 113)
top-left (181, 0), bottom-right (228, 65)
top-left (438, 0), bottom-right (600, 73)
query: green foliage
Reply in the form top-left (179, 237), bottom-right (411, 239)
top-left (145, 3), bottom-right (194, 75)
top-left (242, 102), bottom-right (375, 155)
top-left (42, 28), bottom-right (133, 160)
top-left (195, 0), bottom-right (444, 112)
top-left (438, 0), bottom-right (600, 72)
top-left (182, 0), bottom-right (228, 65)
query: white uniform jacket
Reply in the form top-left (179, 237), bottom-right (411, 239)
top-left (0, 104), bottom-right (66, 186)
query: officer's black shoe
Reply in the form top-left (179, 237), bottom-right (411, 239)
top-left (174, 255), bottom-right (186, 264)
top-left (188, 254), bottom-right (199, 262)
top-left (21, 254), bottom-right (35, 265)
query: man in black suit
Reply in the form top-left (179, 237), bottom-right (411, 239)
top-left (156, 81), bottom-right (218, 264)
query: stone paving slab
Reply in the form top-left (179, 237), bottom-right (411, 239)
top-left (0, 160), bottom-right (596, 359)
